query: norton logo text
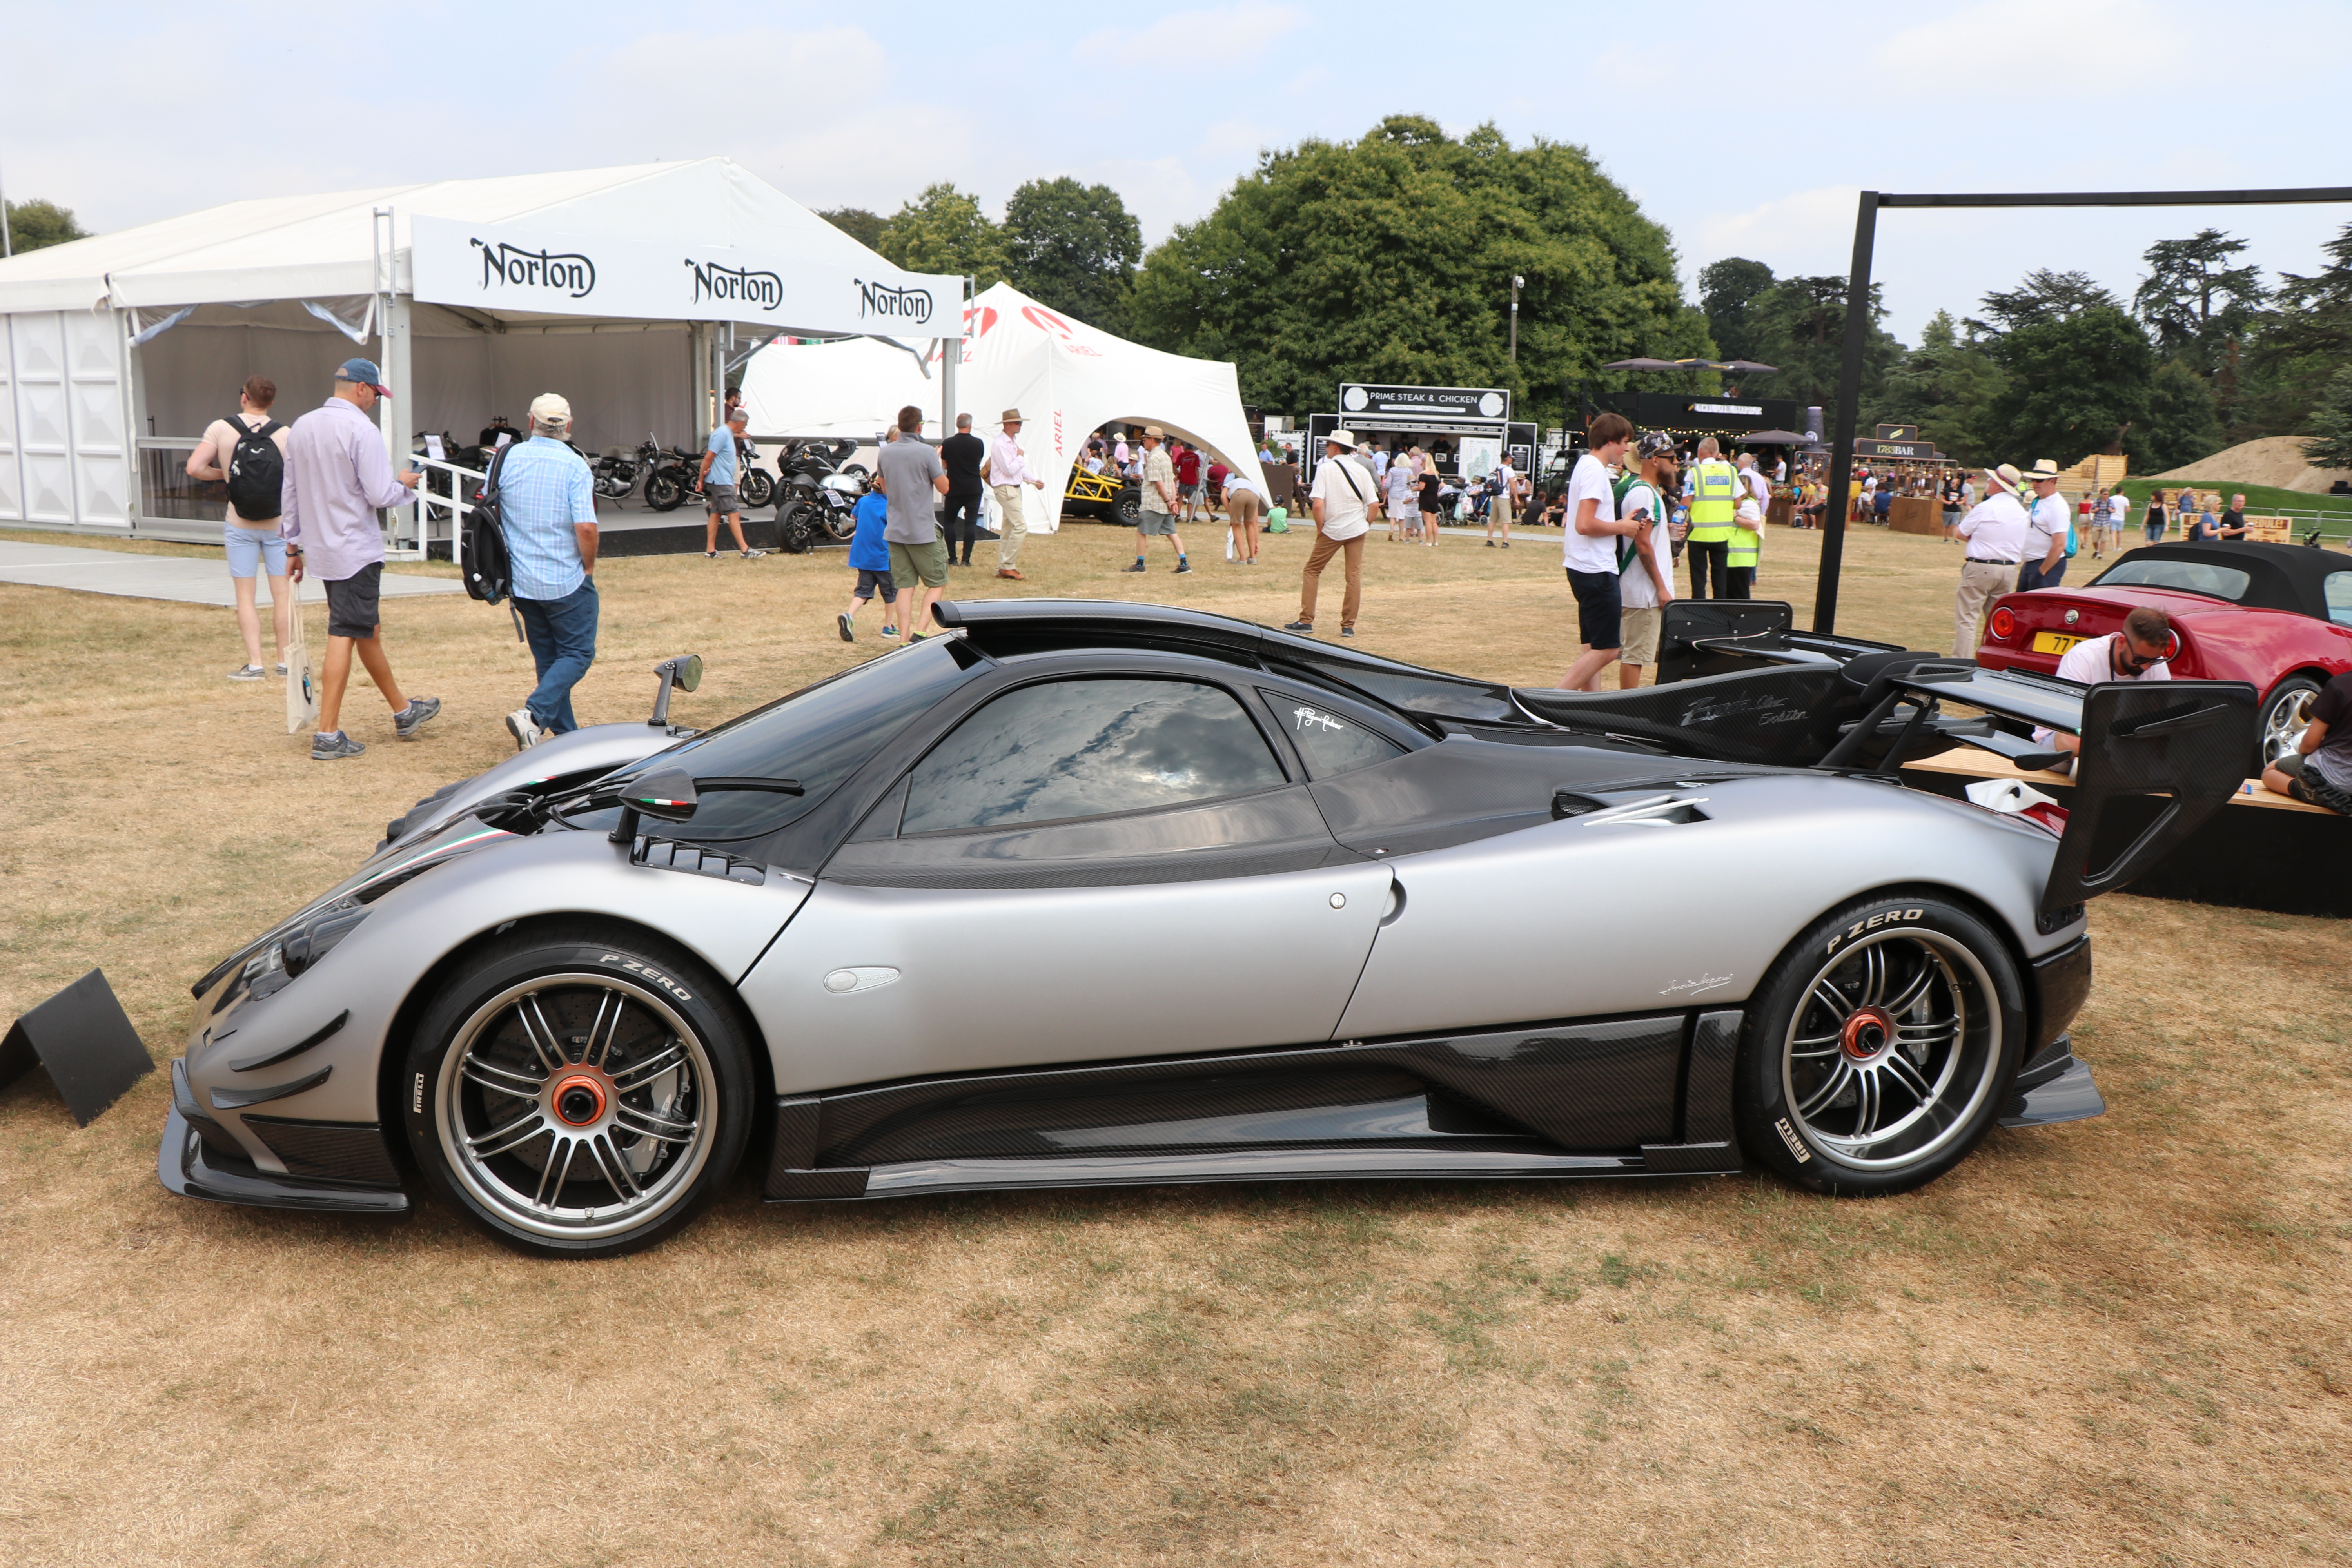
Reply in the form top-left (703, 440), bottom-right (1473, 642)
top-left (470, 238), bottom-right (595, 298)
top-left (685, 258), bottom-right (782, 311)
top-left (856, 278), bottom-right (934, 325)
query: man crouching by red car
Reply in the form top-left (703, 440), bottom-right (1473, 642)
top-left (2262, 668), bottom-right (2352, 815)
top-left (2029, 605), bottom-right (2174, 766)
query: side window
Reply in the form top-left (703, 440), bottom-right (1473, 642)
top-left (2325, 570), bottom-right (2352, 628)
top-left (902, 679), bottom-right (1286, 834)
top-left (1261, 690), bottom-right (1407, 777)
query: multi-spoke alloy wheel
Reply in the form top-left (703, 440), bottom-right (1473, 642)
top-left (1738, 895), bottom-right (2026, 1196)
top-left (404, 931), bottom-right (752, 1256)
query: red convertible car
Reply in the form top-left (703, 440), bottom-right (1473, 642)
top-left (1976, 541), bottom-right (2352, 769)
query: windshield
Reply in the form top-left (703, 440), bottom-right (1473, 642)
top-left (2091, 558), bottom-right (2251, 602)
top-left (607, 640), bottom-right (976, 841)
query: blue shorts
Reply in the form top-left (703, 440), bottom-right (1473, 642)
top-left (224, 522), bottom-right (287, 579)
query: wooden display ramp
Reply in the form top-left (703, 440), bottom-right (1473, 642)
top-left (1900, 748), bottom-right (2349, 918)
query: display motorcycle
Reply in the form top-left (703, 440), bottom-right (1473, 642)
top-left (639, 435), bottom-right (704, 513)
top-left (588, 442), bottom-right (646, 504)
top-left (735, 438), bottom-right (775, 510)
top-left (772, 438), bottom-right (867, 553)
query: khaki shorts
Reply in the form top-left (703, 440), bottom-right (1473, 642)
top-left (889, 537), bottom-right (948, 590)
top-left (1618, 605), bottom-right (1663, 665)
top-left (1138, 507), bottom-right (1180, 537)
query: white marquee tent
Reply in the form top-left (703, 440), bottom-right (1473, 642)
top-left (742, 281), bottom-right (1266, 533)
top-left (0, 158), bottom-right (957, 539)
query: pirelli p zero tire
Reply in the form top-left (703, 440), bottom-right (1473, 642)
top-left (401, 927), bottom-right (754, 1258)
top-left (1734, 893), bottom-right (2025, 1198)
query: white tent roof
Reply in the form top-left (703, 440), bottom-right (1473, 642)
top-left (0, 158), bottom-right (897, 316)
top-left (741, 281), bottom-right (1266, 534)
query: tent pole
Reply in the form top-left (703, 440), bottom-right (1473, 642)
top-left (1813, 191), bottom-right (1878, 636)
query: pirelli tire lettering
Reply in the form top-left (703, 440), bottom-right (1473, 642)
top-left (603, 954), bottom-right (693, 1003)
top-left (1824, 907), bottom-right (1924, 957)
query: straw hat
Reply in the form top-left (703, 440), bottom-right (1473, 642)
top-left (1327, 428), bottom-right (1357, 448)
top-left (1140, 425), bottom-right (1164, 439)
top-left (1985, 463), bottom-right (2024, 492)
top-left (2023, 458), bottom-right (2064, 484)
top-left (1000, 408), bottom-right (1024, 424)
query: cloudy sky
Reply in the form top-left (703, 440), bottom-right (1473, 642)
top-left (5, 0), bottom-right (2348, 344)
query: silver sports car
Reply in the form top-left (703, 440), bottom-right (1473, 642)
top-left (161, 600), bottom-right (2254, 1257)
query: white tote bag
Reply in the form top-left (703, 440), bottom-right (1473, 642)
top-left (284, 601), bottom-right (318, 734)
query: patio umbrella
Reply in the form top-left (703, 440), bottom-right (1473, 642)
top-left (1722, 359), bottom-right (1780, 374)
top-left (1601, 358), bottom-right (1687, 371)
top-left (1736, 430), bottom-right (1809, 444)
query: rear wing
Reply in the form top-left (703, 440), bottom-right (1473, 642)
top-left (1828, 662), bottom-right (2256, 915)
top-left (1530, 602), bottom-right (2257, 911)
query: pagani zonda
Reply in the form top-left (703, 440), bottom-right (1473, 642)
top-left (162, 601), bottom-right (2255, 1256)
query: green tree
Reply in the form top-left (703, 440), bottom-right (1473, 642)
top-left (877, 184), bottom-right (1004, 289)
top-left (2299, 366), bottom-right (2352, 472)
top-left (2242, 221), bottom-right (2352, 437)
top-left (818, 207), bottom-right (887, 251)
top-left (2134, 228), bottom-right (2267, 366)
top-left (1742, 273), bottom-right (1904, 413)
top-left (1970, 269), bottom-right (2120, 335)
top-left (1875, 309), bottom-right (2006, 467)
top-left (2139, 358), bottom-right (2224, 470)
top-left (1001, 176), bottom-right (1142, 334)
top-left (1698, 257), bottom-right (1776, 364)
top-left (2, 198), bottom-right (89, 254)
top-left (1130, 116), bottom-right (1710, 428)
top-left (1981, 305), bottom-right (2154, 467)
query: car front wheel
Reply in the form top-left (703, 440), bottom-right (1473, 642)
top-left (1735, 894), bottom-right (2025, 1197)
top-left (401, 926), bottom-right (754, 1257)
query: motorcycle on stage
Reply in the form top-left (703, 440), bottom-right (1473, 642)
top-left (771, 438), bottom-right (866, 554)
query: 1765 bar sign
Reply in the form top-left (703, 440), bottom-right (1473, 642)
top-left (1338, 383), bottom-right (1512, 421)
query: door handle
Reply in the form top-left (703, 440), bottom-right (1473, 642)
top-left (1379, 878), bottom-right (1407, 927)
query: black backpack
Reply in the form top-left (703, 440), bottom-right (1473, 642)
top-left (461, 444), bottom-right (525, 640)
top-left (224, 416), bottom-right (285, 521)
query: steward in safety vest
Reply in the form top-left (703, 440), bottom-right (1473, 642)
top-left (1686, 439), bottom-right (1740, 544)
top-left (1728, 496), bottom-right (1764, 573)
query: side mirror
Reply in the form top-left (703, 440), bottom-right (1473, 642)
top-left (622, 769), bottom-right (699, 822)
top-left (648, 653), bottom-right (704, 727)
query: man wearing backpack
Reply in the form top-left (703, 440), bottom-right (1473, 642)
top-left (187, 375), bottom-right (293, 681)
top-left (280, 358), bottom-right (441, 760)
top-left (497, 393), bottom-right (600, 750)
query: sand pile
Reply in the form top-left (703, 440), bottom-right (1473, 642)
top-left (2150, 435), bottom-right (2352, 493)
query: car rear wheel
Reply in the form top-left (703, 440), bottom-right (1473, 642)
top-left (401, 927), bottom-right (753, 1257)
top-left (2259, 677), bottom-right (2323, 772)
top-left (1735, 894), bottom-right (2025, 1197)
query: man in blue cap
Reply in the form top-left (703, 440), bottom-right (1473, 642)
top-left (281, 358), bottom-right (441, 759)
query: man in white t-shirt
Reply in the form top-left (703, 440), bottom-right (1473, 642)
top-left (2031, 606), bottom-right (2174, 760)
top-left (2104, 489), bottom-right (2131, 557)
top-left (1287, 429), bottom-right (1379, 638)
top-left (1485, 458), bottom-right (1517, 547)
top-left (1615, 432), bottom-right (1680, 688)
top-left (1557, 415), bottom-right (1644, 691)
top-left (2017, 459), bottom-right (2071, 590)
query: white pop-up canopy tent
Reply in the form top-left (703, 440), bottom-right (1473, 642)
top-left (742, 281), bottom-right (1266, 533)
top-left (0, 158), bottom-right (958, 540)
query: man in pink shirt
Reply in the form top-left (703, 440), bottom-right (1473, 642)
top-left (281, 358), bottom-right (441, 760)
top-left (982, 407), bottom-right (1045, 580)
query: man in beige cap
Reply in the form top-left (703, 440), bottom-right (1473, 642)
top-left (2016, 458), bottom-right (2072, 591)
top-left (982, 407), bottom-right (1045, 579)
top-left (1122, 425), bottom-right (1189, 573)
top-left (498, 391), bottom-right (600, 748)
top-left (1945, 462), bottom-right (2031, 657)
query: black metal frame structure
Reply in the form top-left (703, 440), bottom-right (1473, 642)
top-left (1814, 186), bottom-right (2352, 633)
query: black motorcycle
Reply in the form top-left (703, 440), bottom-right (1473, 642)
top-left (736, 437), bottom-right (775, 509)
top-left (588, 441), bottom-right (646, 505)
top-left (640, 434), bottom-right (702, 513)
top-left (771, 438), bottom-right (866, 553)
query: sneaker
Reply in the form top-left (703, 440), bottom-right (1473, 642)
top-left (881, 625), bottom-right (900, 639)
top-left (1283, 620), bottom-right (1314, 633)
top-left (506, 708), bottom-right (543, 750)
top-left (837, 612), bottom-right (856, 643)
top-left (1120, 562), bottom-right (1148, 573)
top-left (705, 550), bottom-right (717, 559)
top-left (1341, 627), bottom-right (1357, 638)
top-left (1501, 541), bottom-right (1511, 548)
top-left (394, 695), bottom-right (442, 740)
top-left (740, 549), bottom-right (767, 560)
top-left (1174, 561), bottom-right (1192, 574)
top-left (274, 662), bottom-right (288, 676)
top-left (1485, 539), bottom-right (1496, 548)
top-left (228, 664), bottom-right (264, 681)
top-left (909, 632), bottom-right (930, 642)
top-left (311, 730), bottom-right (366, 761)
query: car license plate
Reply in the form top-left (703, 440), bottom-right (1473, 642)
top-left (2031, 631), bottom-right (2083, 655)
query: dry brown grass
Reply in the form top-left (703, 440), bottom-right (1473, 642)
top-left (1, 517), bottom-right (2346, 1566)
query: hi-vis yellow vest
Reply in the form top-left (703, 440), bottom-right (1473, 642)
top-left (1688, 459), bottom-right (1739, 541)
top-left (1728, 503), bottom-right (1762, 569)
